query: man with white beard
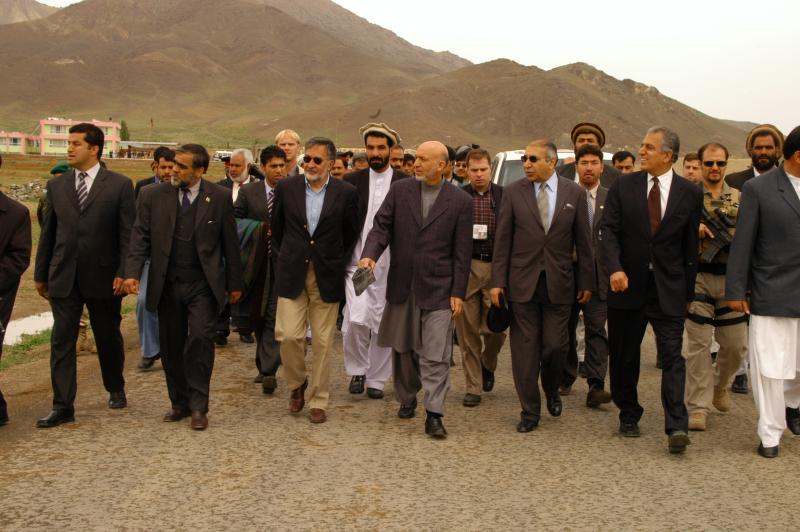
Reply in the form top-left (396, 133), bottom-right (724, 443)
top-left (342, 123), bottom-right (409, 399)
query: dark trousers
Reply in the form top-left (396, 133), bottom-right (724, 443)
top-left (0, 283), bottom-right (21, 418)
top-left (158, 280), bottom-right (217, 413)
top-left (216, 302), bottom-right (252, 336)
top-left (48, 284), bottom-right (125, 411)
top-left (563, 296), bottom-right (609, 389)
top-left (253, 273), bottom-right (280, 377)
top-left (509, 274), bottom-right (571, 422)
top-left (607, 273), bottom-right (688, 434)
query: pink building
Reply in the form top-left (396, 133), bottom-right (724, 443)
top-left (37, 117), bottom-right (121, 157)
top-left (0, 131), bottom-right (40, 155)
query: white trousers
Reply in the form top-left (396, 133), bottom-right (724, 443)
top-left (749, 316), bottom-right (800, 447)
top-left (343, 322), bottom-right (392, 390)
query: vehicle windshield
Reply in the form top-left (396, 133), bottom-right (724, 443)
top-left (498, 159), bottom-right (524, 186)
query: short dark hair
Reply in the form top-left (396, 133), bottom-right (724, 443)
top-left (305, 137), bottom-right (336, 161)
top-left (153, 146), bottom-right (173, 163)
top-left (612, 150), bottom-right (635, 164)
top-left (445, 145), bottom-right (456, 163)
top-left (260, 144), bottom-right (288, 165)
top-left (466, 148), bottom-right (492, 167)
top-left (698, 142), bottom-right (730, 161)
top-left (575, 144), bottom-right (604, 163)
top-left (365, 131), bottom-right (395, 148)
top-left (403, 153), bottom-right (415, 165)
top-left (783, 125), bottom-right (800, 160)
top-left (69, 123), bottom-right (105, 160)
top-left (683, 152), bottom-right (700, 164)
top-left (176, 144), bottom-right (210, 172)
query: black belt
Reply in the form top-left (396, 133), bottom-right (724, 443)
top-left (472, 253), bottom-right (492, 262)
top-left (698, 262), bottom-right (727, 275)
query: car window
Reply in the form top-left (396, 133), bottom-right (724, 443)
top-left (498, 159), bottom-right (525, 186)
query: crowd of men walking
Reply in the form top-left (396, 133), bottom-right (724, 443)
top-left (1, 118), bottom-right (799, 459)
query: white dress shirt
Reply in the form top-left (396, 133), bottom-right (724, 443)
top-left (646, 168), bottom-right (673, 218)
top-left (75, 162), bottom-right (101, 194)
top-left (786, 170), bottom-right (800, 201)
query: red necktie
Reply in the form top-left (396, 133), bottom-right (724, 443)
top-left (648, 177), bottom-right (661, 234)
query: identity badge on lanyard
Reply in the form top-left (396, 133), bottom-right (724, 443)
top-left (473, 224), bottom-right (488, 240)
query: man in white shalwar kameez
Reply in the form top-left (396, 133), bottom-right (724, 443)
top-left (342, 123), bottom-right (409, 398)
top-left (726, 125), bottom-right (800, 458)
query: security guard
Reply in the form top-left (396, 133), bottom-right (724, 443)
top-left (684, 142), bottom-right (747, 431)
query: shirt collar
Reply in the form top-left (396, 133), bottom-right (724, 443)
top-left (648, 168), bottom-right (673, 185)
top-left (76, 162), bottom-right (101, 180)
top-left (264, 180), bottom-right (274, 194)
top-left (753, 167), bottom-right (761, 177)
top-left (305, 174), bottom-right (330, 192)
top-left (183, 179), bottom-right (201, 196)
top-left (536, 171), bottom-right (558, 191)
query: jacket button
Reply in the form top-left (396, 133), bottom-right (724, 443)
top-left (310, 240), bottom-right (315, 245)
top-left (305, 259), bottom-right (309, 264)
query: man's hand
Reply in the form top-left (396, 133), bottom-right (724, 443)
top-left (450, 297), bottom-right (463, 318)
top-left (35, 281), bottom-right (49, 299)
top-left (228, 291), bottom-right (242, 305)
top-left (123, 278), bottom-right (140, 295)
top-left (699, 223), bottom-right (714, 240)
top-left (610, 271), bottom-right (628, 293)
top-left (727, 299), bottom-right (750, 314)
top-left (490, 287), bottom-right (504, 307)
top-left (358, 257), bottom-right (376, 270)
top-left (113, 277), bottom-right (126, 297)
top-left (577, 290), bottom-right (592, 304)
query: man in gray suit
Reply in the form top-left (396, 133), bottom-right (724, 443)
top-left (359, 140), bottom-right (472, 439)
top-left (726, 125), bottom-right (800, 459)
top-left (491, 140), bottom-right (594, 433)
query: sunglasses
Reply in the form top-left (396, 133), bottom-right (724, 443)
top-left (520, 155), bottom-right (540, 163)
top-left (702, 160), bottom-right (727, 168)
top-left (303, 155), bottom-right (327, 165)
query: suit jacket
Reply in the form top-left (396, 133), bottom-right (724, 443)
top-left (35, 167), bottom-right (135, 299)
top-left (0, 192), bottom-right (32, 296)
top-left (491, 176), bottom-right (594, 304)
top-left (724, 167), bottom-right (776, 192)
top-left (559, 162), bottom-right (620, 189)
top-left (125, 180), bottom-right (244, 312)
top-left (601, 170), bottom-right (702, 316)
top-left (217, 177), bottom-right (234, 189)
top-left (726, 165), bottom-right (800, 317)
top-left (135, 176), bottom-right (158, 199)
top-left (271, 175), bottom-right (359, 303)
top-left (361, 178), bottom-right (473, 311)
top-left (344, 167), bottom-right (409, 233)
top-left (234, 179), bottom-right (272, 223)
top-left (580, 186), bottom-right (609, 301)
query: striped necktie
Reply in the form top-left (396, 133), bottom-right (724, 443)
top-left (266, 189), bottom-right (274, 256)
top-left (76, 172), bottom-right (88, 210)
top-left (537, 183), bottom-right (550, 233)
top-left (587, 190), bottom-right (594, 229)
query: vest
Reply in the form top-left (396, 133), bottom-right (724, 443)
top-left (167, 197), bottom-right (205, 282)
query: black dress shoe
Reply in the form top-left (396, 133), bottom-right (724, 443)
top-left (36, 409), bottom-right (75, 428)
top-left (398, 401), bottom-right (416, 419)
top-left (366, 387), bottom-right (384, 399)
top-left (758, 443), bottom-right (779, 458)
top-left (213, 333), bottom-right (228, 347)
top-left (137, 353), bottom-right (160, 370)
top-left (163, 408), bottom-right (191, 422)
top-left (546, 395), bottom-right (562, 417)
top-left (0, 412), bottom-right (9, 426)
top-left (253, 374), bottom-right (264, 383)
top-left (786, 407), bottom-right (800, 435)
top-left (262, 376), bottom-right (277, 395)
top-left (239, 332), bottom-right (255, 344)
top-left (108, 390), bottom-right (127, 409)
top-left (731, 374), bottom-right (748, 394)
top-left (619, 421), bottom-right (640, 437)
top-left (516, 419), bottom-right (538, 433)
top-left (425, 416), bottom-right (447, 438)
top-left (462, 393), bottom-right (481, 407)
top-left (349, 375), bottom-right (365, 394)
top-left (668, 431), bottom-right (690, 454)
top-left (481, 364), bottom-right (495, 392)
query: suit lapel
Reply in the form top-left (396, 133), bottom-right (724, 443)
top-left (408, 179), bottom-right (423, 228)
top-left (164, 184), bottom-right (178, 236)
top-left (193, 179), bottom-right (213, 230)
top-left (421, 181), bottom-right (451, 230)
top-left (314, 178), bottom-right (339, 236)
top-left (82, 167), bottom-right (107, 212)
top-left (521, 180), bottom-right (544, 231)
top-left (631, 172), bottom-right (650, 238)
top-left (657, 174), bottom-right (684, 233)
top-left (594, 186), bottom-right (608, 232)
top-left (550, 178), bottom-right (569, 227)
top-left (776, 168), bottom-right (800, 219)
top-left (62, 169), bottom-right (81, 212)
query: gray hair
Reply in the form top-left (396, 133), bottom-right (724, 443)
top-left (528, 139), bottom-right (559, 162)
top-left (646, 126), bottom-right (680, 163)
top-left (230, 148), bottom-right (254, 165)
top-left (305, 137), bottom-right (337, 161)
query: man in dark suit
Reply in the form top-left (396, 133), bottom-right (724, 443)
top-left (560, 144), bottom-right (612, 408)
top-left (342, 123), bottom-right (409, 400)
top-left (360, 140), bottom-right (473, 438)
top-left (491, 140), bottom-right (594, 433)
top-left (726, 125), bottom-right (800, 458)
top-left (272, 137), bottom-right (359, 424)
top-left (601, 126), bottom-right (702, 453)
top-left (134, 146), bottom-right (175, 199)
top-left (34, 123), bottom-right (135, 428)
top-left (725, 124), bottom-right (784, 191)
top-left (233, 145), bottom-right (288, 394)
top-left (124, 144), bottom-right (243, 431)
top-left (559, 122), bottom-right (621, 188)
top-left (0, 167), bottom-right (33, 426)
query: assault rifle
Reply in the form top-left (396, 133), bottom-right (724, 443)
top-left (700, 207), bottom-right (734, 263)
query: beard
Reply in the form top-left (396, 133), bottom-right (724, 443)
top-left (368, 155), bottom-right (389, 171)
top-left (752, 153), bottom-right (779, 172)
top-left (305, 171), bottom-right (325, 183)
top-left (231, 172), bottom-right (249, 184)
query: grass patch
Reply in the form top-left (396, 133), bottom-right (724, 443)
top-left (1, 329), bottom-right (51, 370)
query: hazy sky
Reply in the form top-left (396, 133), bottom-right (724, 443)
top-left (42, 0), bottom-right (799, 135)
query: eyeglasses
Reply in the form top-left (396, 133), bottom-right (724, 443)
top-left (702, 160), bottom-right (727, 168)
top-left (303, 155), bottom-right (326, 165)
top-left (520, 155), bottom-right (540, 163)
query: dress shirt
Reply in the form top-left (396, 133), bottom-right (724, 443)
top-left (646, 168), bottom-right (673, 218)
top-left (533, 172), bottom-right (559, 228)
top-left (787, 170), bottom-right (800, 201)
top-left (305, 174), bottom-right (330, 235)
top-left (470, 185), bottom-right (495, 257)
top-left (74, 162), bottom-right (101, 194)
top-left (264, 180), bottom-right (274, 197)
top-left (177, 180), bottom-right (201, 206)
top-left (585, 182), bottom-right (599, 212)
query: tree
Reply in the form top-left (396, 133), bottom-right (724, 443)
top-left (120, 120), bottom-right (130, 141)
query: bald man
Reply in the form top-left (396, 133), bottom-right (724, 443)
top-left (360, 141), bottom-right (473, 438)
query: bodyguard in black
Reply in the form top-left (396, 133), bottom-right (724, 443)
top-left (125, 144), bottom-right (243, 430)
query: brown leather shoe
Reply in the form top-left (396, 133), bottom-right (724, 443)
top-left (586, 386), bottom-right (612, 408)
top-left (163, 408), bottom-right (191, 422)
top-left (289, 379), bottom-right (308, 413)
top-left (190, 410), bottom-right (208, 430)
top-left (309, 408), bottom-right (327, 423)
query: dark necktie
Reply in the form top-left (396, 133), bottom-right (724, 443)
top-left (587, 190), bottom-right (594, 229)
top-left (181, 190), bottom-right (191, 212)
top-left (266, 189), bottom-right (274, 256)
top-left (648, 177), bottom-right (661, 234)
top-left (76, 172), bottom-right (88, 210)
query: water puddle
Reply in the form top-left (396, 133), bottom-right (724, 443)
top-left (3, 312), bottom-right (54, 345)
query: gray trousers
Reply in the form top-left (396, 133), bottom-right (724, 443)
top-left (255, 277), bottom-right (280, 377)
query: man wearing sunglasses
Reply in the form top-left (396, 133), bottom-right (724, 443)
top-left (272, 137), bottom-right (359, 424)
top-left (683, 143), bottom-right (746, 432)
